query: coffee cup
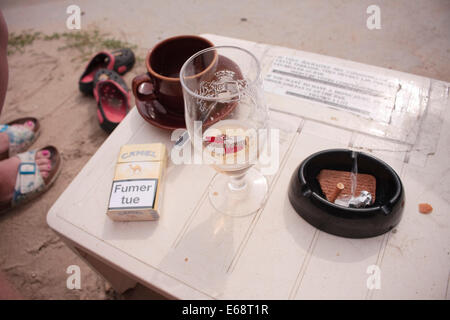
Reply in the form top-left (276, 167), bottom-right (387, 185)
top-left (132, 35), bottom-right (216, 118)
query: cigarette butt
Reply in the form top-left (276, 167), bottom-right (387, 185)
top-left (329, 182), bottom-right (345, 203)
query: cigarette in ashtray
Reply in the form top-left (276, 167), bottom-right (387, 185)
top-left (329, 182), bottom-right (345, 203)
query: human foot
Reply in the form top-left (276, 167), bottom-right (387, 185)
top-left (0, 118), bottom-right (40, 160)
top-left (0, 146), bottom-right (61, 214)
top-left (0, 120), bottom-right (34, 153)
top-left (0, 149), bottom-right (51, 205)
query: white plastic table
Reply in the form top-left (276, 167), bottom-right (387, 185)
top-left (47, 34), bottom-right (450, 299)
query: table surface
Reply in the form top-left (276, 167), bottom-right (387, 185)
top-left (47, 34), bottom-right (450, 300)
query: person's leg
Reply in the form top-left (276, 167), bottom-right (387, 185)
top-left (0, 11), bottom-right (54, 298)
top-left (0, 10), bottom-right (8, 115)
top-left (0, 150), bottom-right (53, 207)
top-left (0, 12), bottom-right (36, 156)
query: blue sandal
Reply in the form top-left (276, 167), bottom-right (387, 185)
top-left (0, 146), bottom-right (62, 215)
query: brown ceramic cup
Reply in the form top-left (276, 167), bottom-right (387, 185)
top-left (132, 35), bottom-right (216, 118)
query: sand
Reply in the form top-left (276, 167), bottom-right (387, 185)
top-left (0, 27), bottom-right (148, 299)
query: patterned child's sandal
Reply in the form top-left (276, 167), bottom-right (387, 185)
top-left (0, 146), bottom-right (62, 215)
top-left (0, 117), bottom-right (40, 160)
top-left (79, 48), bottom-right (135, 95)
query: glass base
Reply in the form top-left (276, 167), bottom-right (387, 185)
top-left (208, 168), bottom-right (268, 217)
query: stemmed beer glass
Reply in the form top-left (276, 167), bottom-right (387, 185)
top-left (180, 46), bottom-right (269, 217)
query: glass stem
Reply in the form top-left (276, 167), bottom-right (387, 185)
top-left (228, 173), bottom-right (247, 191)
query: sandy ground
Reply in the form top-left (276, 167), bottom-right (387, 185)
top-left (0, 0), bottom-right (448, 300)
top-left (0, 29), bottom-right (148, 299)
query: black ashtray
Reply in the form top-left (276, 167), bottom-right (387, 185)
top-left (288, 149), bottom-right (404, 238)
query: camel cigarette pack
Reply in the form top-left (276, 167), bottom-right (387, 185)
top-left (107, 143), bottom-right (166, 221)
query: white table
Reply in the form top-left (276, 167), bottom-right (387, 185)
top-left (47, 34), bottom-right (450, 299)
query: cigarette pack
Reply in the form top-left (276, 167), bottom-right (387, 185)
top-left (107, 143), bottom-right (166, 221)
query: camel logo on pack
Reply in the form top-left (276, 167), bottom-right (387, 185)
top-left (129, 164), bottom-right (142, 174)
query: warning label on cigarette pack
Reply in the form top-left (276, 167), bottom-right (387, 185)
top-left (108, 179), bottom-right (157, 210)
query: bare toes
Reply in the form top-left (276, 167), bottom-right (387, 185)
top-left (25, 120), bottom-right (35, 130)
top-left (36, 158), bottom-right (50, 168)
top-left (36, 149), bottom-right (51, 160)
top-left (12, 120), bottom-right (35, 131)
top-left (38, 162), bottom-right (51, 174)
